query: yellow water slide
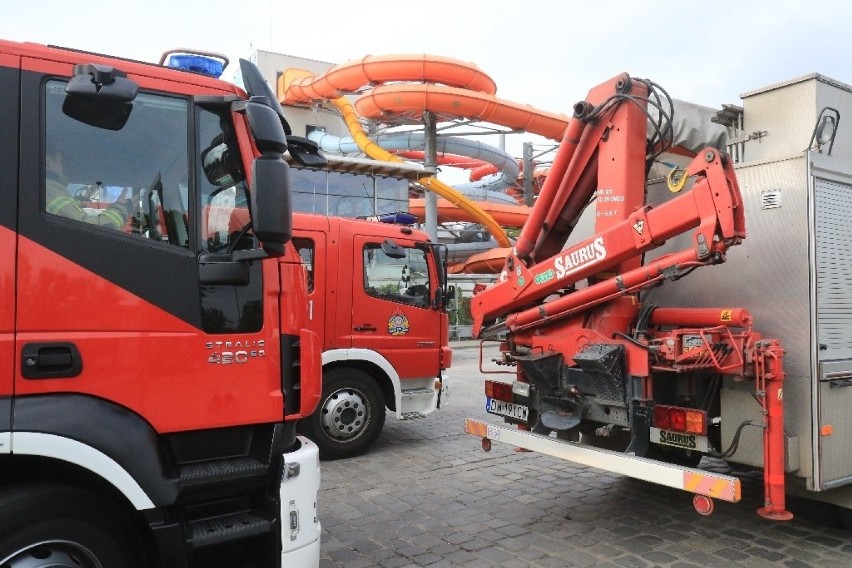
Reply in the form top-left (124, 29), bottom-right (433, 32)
top-left (328, 94), bottom-right (511, 248)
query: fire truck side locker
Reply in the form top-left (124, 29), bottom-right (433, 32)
top-left (642, 73), bottom-right (852, 511)
top-left (646, 150), bottom-right (852, 503)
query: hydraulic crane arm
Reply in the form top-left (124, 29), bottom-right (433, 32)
top-left (471, 74), bottom-right (745, 338)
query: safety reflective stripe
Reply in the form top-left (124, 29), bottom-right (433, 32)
top-left (465, 419), bottom-right (488, 438)
top-left (464, 418), bottom-right (742, 503)
top-left (683, 471), bottom-right (741, 501)
top-left (100, 208), bottom-right (124, 229)
top-left (46, 196), bottom-right (124, 229)
top-left (46, 195), bottom-right (78, 215)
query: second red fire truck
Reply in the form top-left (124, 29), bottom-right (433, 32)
top-left (291, 213), bottom-right (451, 459)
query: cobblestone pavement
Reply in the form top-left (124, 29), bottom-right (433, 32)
top-left (318, 342), bottom-right (852, 567)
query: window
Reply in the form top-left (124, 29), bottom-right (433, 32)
top-left (290, 168), bottom-right (411, 219)
top-left (328, 172), bottom-right (374, 218)
top-left (292, 237), bottom-right (315, 292)
top-left (196, 108), bottom-right (252, 254)
top-left (44, 80), bottom-right (190, 247)
top-left (375, 175), bottom-right (409, 215)
top-left (363, 244), bottom-right (431, 308)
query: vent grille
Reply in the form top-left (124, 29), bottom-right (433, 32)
top-left (761, 189), bottom-right (781, 209)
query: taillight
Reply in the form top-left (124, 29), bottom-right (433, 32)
top-left (654, 405), bottom-right (706, 435)
top-left (485, 380), bottom-right (513, 402)
top-left (670, 408), bottom-right (686, 431)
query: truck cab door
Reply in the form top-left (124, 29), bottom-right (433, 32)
top-left (351, 235), bottom-right (441, 379)
top-left (291, 230), bottom-right (330, 349)
top-left (0, 53), bottom-right (19, 441)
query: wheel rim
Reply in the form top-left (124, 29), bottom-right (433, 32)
top-left (0, 540), bottom-right (103, 568)
top-left (320, 387), bottom-right (371, 442)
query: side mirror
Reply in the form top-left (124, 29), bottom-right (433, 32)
top-left (251, 154), bottom-right (291, 257)
top-left (434, 284), bottom-right (456, 311)
top-left (244, 99), bottom-right (288, 154)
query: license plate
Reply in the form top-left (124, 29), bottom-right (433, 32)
top-left (486, 397), bottom-right (529, 421)
top-left (650, 427), bottom-right (709, 452)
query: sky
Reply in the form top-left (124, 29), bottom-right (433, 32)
top-left (4, 0), bottom-right (852, 162)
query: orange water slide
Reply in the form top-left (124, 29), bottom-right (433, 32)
top-left (470, 163), bottom-right (500, 182)
top-left (408, 199), bottom-right (531, 229)
top-left (282, 54), bottom-right (497, 100)
top-left (447, 246), bottom-right (514, 274)
top-left (355, 84), bottom-right (569, 140)
top-left (280, 54), bottom-right (570, 141)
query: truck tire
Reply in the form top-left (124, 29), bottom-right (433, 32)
top-left (300, 368), bottom-right (385, 460)
top-left (0, 483), bottom-right (146, 568)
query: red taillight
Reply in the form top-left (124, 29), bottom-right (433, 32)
top-left (485, 380), bottom-right (513, 402)
top-left (654, 405), bottom-right (706, 435)
top-left (670, 408), bottom-right (686, 431)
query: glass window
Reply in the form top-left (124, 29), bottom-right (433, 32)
top-left (289, 168), bottom-right (414, 218)
top-left (196, 108), bottom-right (252, 254)
top-left (44, 80), bottom-right (190, 247)
top-left (376, 175), bottom-right (408, 215)
top-left (376, 175), bottom-right (408, 202)
top-left (291, 168), bottom-right (327, 214)
top-left (363, 244), bottom-right (431, 308)
top-left (292, 237), bottom-right (315, 292)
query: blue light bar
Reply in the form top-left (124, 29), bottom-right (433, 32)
top-left (379, 212), bottom-right (419, 225)
top-left (165, 54), bottom-right (224, 78)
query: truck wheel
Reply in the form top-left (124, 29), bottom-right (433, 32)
top-left (0, 483), bottom-right (145, 568)
top-left (300, 368), bottom-right (385, 460)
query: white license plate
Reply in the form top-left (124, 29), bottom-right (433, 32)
top-left (486, 398), bottom-right (529, 421)
top-left (650, 427), bottom-right (709, 452)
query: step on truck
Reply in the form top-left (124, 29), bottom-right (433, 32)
top-left (0, 39), bottom-right (327, 567)
top-left (291, 212), bottom-right (451, 459)
top-left (465, 71), bottom-right (852, 522)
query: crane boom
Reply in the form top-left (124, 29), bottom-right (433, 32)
top-left (471, 74), bottom-right (745, 337)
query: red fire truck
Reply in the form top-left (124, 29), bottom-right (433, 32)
top-left (0, 39), bottom-right (325, 566)
top-left (291, 213), bottom-right (451, 459)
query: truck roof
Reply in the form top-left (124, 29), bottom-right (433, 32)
top-left (0, 38), bottom-right (243, 95)
top-left (293, 212), bottom-right (431, 241)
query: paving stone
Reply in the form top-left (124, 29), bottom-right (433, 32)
top-left (746, 545), bottom-right (786, 562)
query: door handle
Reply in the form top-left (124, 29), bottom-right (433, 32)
top-left (21, 343), bottom-right (83, 379)
top-left (353, 324), bottom-right (377, 332)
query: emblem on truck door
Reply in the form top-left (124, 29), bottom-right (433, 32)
top-left (387, 311), bottom-right (410, 336)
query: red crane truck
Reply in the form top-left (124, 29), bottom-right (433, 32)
top-left (465, 72), bottom-right (797, 521)
top-left (0, 39), bottom-right (326, 567)
top-left (291, 212), bottom-right (451, 459)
